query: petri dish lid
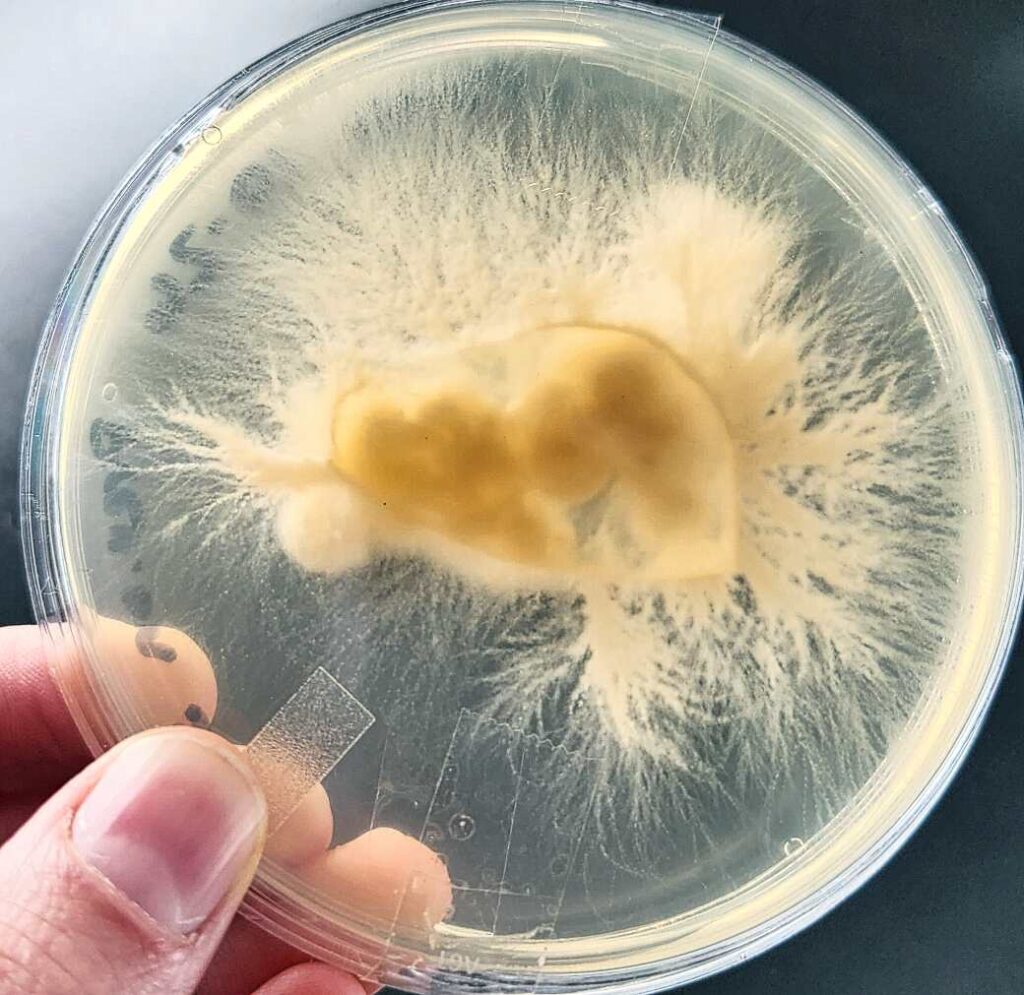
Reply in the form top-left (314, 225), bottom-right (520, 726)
top-left (21, 1), bottom-right (1024, 992)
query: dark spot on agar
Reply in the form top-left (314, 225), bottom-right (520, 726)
top-left (121, 585), bottom-right (153, 622)
top-left (169, 224), bottom-right (221, 291)
top-left (107, 523), bottom-right (136, 554)
top-left (145, 273), bottom-right (186, 334)
top-left (230, 162), bottom-right (273, 212)
top-left (103, 485), bottom-right (144, 528)
top-left (135, 626), bottom-right (177, 662)
top-left (89, 418), bottom-right (135, 461)
top-left (103, 469), bottom-right (137, 493)
top-left (729, 574), bottom-right (758, 615)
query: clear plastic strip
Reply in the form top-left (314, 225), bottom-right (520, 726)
top-left (245, 666), bottom-right (375, 831)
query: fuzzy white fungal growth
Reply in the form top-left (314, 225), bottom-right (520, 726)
top-left (102, 59), bottom-right (964, 871)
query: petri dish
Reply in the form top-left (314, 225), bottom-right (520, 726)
top-left (19, 1), bottom-right (1024, 991)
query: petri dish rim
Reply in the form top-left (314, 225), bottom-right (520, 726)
top-left (19, 1), bottom-right (1024, 991)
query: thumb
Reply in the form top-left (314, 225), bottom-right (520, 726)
top-left (0, 728), bottom-right (267, 995)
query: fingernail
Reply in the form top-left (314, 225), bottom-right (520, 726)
top-left (73, 734), bottom-right (266, 933)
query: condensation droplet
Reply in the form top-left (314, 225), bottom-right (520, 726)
top-left (448, 812), bottom-right (476, 841)
top-left (784, 836), bottom-right (805, 857)
top-left (101, 382), bottom-right (118, 402)
top-left (201, 125), bottom-right (223, 145)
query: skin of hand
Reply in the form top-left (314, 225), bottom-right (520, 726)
top-left (0, 624), bottom-right (452, 995)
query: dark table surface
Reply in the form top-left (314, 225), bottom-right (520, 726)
top-left (1, 2), bottom-right (1022, 992)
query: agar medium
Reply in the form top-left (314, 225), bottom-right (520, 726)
top-left (21, 2), bottom-right (1023, 992)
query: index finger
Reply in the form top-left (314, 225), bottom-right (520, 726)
top-left (0, 619), bottom-right (219, 794)
top-left (0, 625), bottom-right (91, 794)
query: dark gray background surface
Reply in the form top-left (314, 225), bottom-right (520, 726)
top-left (1, 2), bottom-right (1021, 992)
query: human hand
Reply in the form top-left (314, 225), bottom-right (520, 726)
top-left (0, 624), bottom-right (451, 995)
